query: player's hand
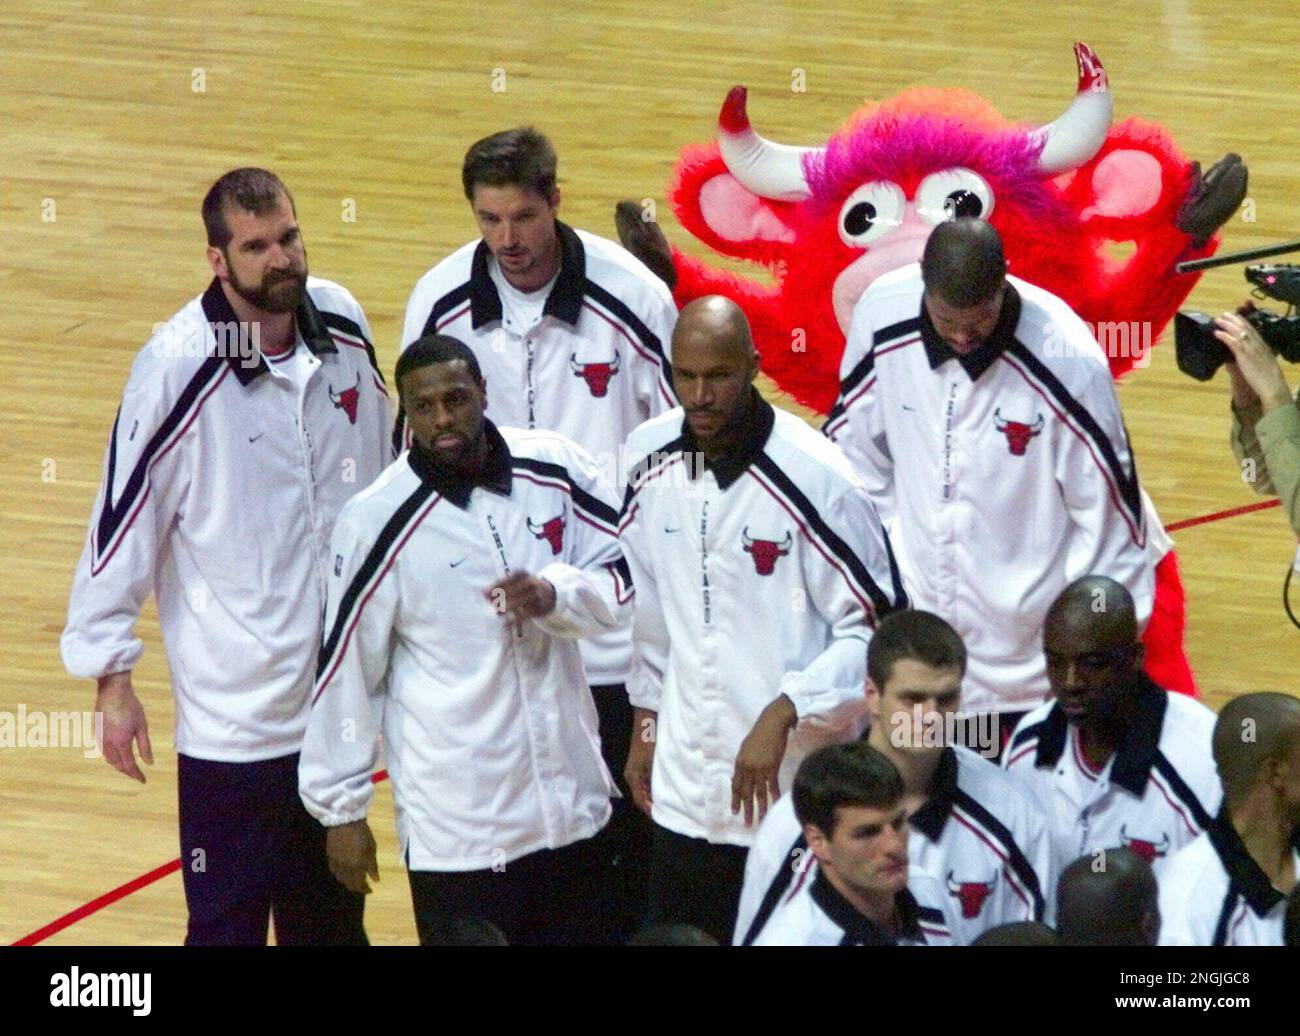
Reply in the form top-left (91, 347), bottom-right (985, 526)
top-left (95, 671), bottom-right (153, 783)
top-left (326, 820), bottom-right (379, 895)
top-left (731, 694), bottom-right (797, 827)
top-left (625, 707), bottom-right (657, 818)
top-left (1215, 309), bottom-right (1293, 412)
top-left (485, 571), bottom-right (557, 624)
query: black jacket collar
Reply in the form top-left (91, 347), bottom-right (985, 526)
top-left (200, 277), bottom-right (336, 386)
top-left (1033, 673), bottom-right (1169, 796)
top-left (679, 389), bottom-right (776, 491)
top-left (810, 870), bottom-right (925, 945)
top-left (920, 282), bottom-right (1022, 381)
top-left (907, 747), bottom-right (960, 841)
top-left (468, 221), bottom-right (586, 330)
top-left (407, 420), bottom-right (513, 509)
top-left (1206, 810), bottom-right (1299, 917)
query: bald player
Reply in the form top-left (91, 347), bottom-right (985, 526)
top-left (1057, 847), bottom-right (1160, 946)
top-left (1006, 576), bottom-right (1219, 878)
top-left (619, 296), bottom-right (907, 941)
top-left (1158, 692), bottom-right (1300, 945)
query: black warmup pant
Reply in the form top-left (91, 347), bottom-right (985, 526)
top-left (177, 751), bottom-right (367, 946)
top-left (589, 682), bottom-right (653, 944)
top-left (407, 833), bottom-right (606, 946)
top-left (645, 823), bottom-right (749, 945)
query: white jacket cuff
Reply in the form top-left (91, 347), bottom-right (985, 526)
top-left (531, 562), bottom-right (617, 639)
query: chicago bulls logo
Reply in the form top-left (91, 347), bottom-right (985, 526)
top-left (569, 351), bottom-right (621, 398)
top-left (329, 372), bottom-right (361, 425)
top-left (527, 514), bottom-right (565, 555)
top-left (993, 408), bottom-right (1044, 456)
top-left (741, 527), bottom-right (792, 576)
top-left (1119, 824), bottom-right (1171, 863)
top-left (946, 869), bottom-right (998, 919)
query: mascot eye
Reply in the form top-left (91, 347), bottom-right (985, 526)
top-left (915, 168), bottom-right (995, 224)
top-left (837, 182), bottom-right (905, 247)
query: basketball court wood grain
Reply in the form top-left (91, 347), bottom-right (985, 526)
top-left (1, 0), bottom-right (1295, 945)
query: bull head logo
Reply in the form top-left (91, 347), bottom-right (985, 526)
top-left (741, 527), bottom-right (792, 576)
top-left (527, 514), bottom-right (565, 555)
top-left (993, 408), bottom-right (1044, 456)
top-left (570, 351), bottom-right (621, 398)
top-left (328, 372), bottom-right (362, 425)
top-left (1119, 825), bottom-right (1171, 863)
top-left (946, 869), bottom-right (998, 919)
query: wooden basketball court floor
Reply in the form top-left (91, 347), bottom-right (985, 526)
top-left (0, 0), bottom-right (1295, 945)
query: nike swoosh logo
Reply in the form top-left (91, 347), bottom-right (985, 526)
top-left (449, 558), bottom-right (467, 568)
top-left (248, 433), bottom-right (265, 442)
top-left (901, 405), bottom-right (916, 412)
top-left (664, 527), bottom-right (681, 534)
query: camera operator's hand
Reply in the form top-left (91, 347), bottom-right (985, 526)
top-left (1214, 308), bottom-right (1294, 413)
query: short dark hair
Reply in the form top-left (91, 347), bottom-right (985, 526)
top-left (202, 168), bottom-right (295, 248)
top-left (462, 127), bottom-right (558, 201)
top-left (1056, 848), bottom-right (1158, 947)
top-left (395, 334), bottom-right (484, 396)
top-left (971, 921), bottom-right (1061, 947)
top-left (423, 915), bottom-right (509, 946)
top-left (867, 609), bottom-right (967, 690)
top-left (921, 217), bottom-right (1005, 307)
top-left (792, 742), bottom-right (903, 838)
top-left (626, 924), bottom-right (718, 947)
top-left (1212, 692), bottom-right (1300, 805)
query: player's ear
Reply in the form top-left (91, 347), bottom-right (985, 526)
top-left (207, 245), bottom-right (227, 279)
top-left (549, 187), bottom-right (561, 213)
top-left (865, 678), bottom-right (881, 721)
top-left (803, 822), bottom-right (830, 860)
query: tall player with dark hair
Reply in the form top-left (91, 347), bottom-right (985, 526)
top-left (827, 218), bottom-right (1154, 740)
top-left (399, 128), bottom-right (678, 938)
top-left (63, 168), bottom-right (391, 945)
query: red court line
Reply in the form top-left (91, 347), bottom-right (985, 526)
top-left (12, 859), bottom-right (182, 946)
top-left (1166, 498), bottom-right (1280, 532)
top-left (12, 768), bottom-right (390, 946)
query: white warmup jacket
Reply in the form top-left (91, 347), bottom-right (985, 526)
top-left (63, 277), bottom-right (393, 761)
top-left (825, 265), bottom-right (1154, 714)
top-left (1157, 823), bottom-right (1298, 946)
top-left (300, 424), bottom-right (628, 871)
top-left (1006, 679), bottom-right (1221, 880)
top-left (399, 222), bottom-right (678, 686)
top-left (620, 397), bottom-right (908, 846)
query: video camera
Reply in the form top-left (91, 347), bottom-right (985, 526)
top-left (1174, 241), bottom-right (1300, 381)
